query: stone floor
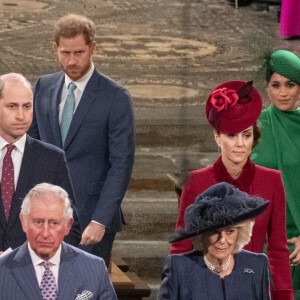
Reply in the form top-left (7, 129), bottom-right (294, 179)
top-left (0, 0), bottom-right (299, 299)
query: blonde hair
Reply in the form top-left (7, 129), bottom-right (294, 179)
top-left (192, 220), bottom-right (254, 253)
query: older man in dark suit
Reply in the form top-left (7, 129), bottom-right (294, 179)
top-left (0, 73), bottom-right (81, 252)
top-left (0, 183), bottom-right (117, 299)
top-left (29, 14), bottom-right (135, 265)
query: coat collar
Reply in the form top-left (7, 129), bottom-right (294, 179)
top-left (213, 156), bottom-right (255, 193)
top-left (56, 242), bottom-right (81, 299)
top-left (49, 73), bottom-right (64, 148)
top-left (62, 70), bottom-right (100, 150)
top-left (11, 242), bottom-right (43, 299)
top-left (11, 242), bottom-right (81, 300)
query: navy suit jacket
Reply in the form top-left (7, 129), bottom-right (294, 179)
top-left (29, 70), bottom-right (135, 232)
top-left (0, 241), bottom-right (117, 299)
top-left (0, 135), bottom-right (81, 251)
top-left (158, 250), bottom-right (271, 300)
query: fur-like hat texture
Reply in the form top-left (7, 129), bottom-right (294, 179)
top-left (170, 182), bottom-right (268, 243)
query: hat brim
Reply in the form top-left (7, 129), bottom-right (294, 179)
top-left (170, 200), bottom-right (269, 243)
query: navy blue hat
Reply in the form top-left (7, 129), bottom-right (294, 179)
top-left (170, 182), bottom-right (269, 243)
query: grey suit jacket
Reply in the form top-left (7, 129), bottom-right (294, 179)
top-left (0, 135), bottom-right (81, 251)
top-left (29, 70), bottom-right (135, 232)
top-left (0, 241), bottom-right (117, 299)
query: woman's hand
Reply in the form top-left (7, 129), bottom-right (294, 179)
top-left (288, 236), bottom-right (300, 266)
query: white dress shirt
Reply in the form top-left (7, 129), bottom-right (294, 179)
top-left (28, 243), bottom-right (61, 287)
top-left (0, 134), bottom-right (26, 189)
top-left (59, 63), bottom-right (95, 124)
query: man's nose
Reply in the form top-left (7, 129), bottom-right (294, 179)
top-left (16, 108), bottom-right (24, 120)
top-left (41, 223), bottom-right (50, 238)
top-left (68, 53), bottom-right (77, 65)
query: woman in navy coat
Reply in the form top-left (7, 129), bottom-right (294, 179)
top-left (158, 182), bottom-right (271, 300)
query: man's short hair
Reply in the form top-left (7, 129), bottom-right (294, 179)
top-left (0, 73), bottom-right (32, 99)
top-left (21, 183), bottom-right (73, 222)
top-left (54, 14), bottom-right (95, 45)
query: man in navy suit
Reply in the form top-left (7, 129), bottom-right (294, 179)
top-left (0, 183), bottom-right (117, 299)
top-left (29, 14), bottom-right (135, 265)
top-left (0, 73), bottom-right (81, 253)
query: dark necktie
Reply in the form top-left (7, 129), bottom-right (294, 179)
top-left (40, 261), bottom-right (57, 300)
top-left (1, 144), bottom-right (15, 220)
top-left (60, 82), bottom-right (77, 144)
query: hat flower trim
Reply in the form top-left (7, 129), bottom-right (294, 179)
top-left (210, 88), bottom-right (239, 112)
top-left (210, 81), bottom-right (254, 112)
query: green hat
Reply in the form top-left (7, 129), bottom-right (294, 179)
top-left (269, 50), bottom-right (300, 85)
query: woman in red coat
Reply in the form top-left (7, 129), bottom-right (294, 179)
top-left (170, 81), bottom-right (293, 300)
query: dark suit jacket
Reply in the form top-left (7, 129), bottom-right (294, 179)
top-left (29, 70), bottom-right (135, 232)
top-left (0, 135), bottom-right (81, 250)
top-left (158, 250), bottom-right (271, 300)
top-left (0, 241), bottom-right (117, 299)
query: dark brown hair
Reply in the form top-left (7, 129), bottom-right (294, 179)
top-left (215, 121), bottom-right (261, 149)
top-left (54, 14), bottom-right (95, 45)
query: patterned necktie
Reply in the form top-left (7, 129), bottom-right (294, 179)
top-left (1, 144), bottom-right (15, 220)
top-left (60, 82), bottom-right (77, 144)
top-left (40, 261), bottom-right (57, 300)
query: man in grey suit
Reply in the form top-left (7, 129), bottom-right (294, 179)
top-left (29, 14), bottom-right (135, 265)
top-left (0, 183), bottom-right (117, 299)
top-left (0, 73), bottom-right (81, 253)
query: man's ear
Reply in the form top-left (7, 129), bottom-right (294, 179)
top-left (19, 214), bottom-right (27, 233)
top-left (90, 41), bottom-right (96, 55)
top-left (64, 218), bottom-right (74, 236)
top-left (53, 42), bottom-right (58, 53)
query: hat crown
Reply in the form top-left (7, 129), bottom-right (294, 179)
top-left (170, 182), bottom-right (268, 243)
top-left (270, 50), bottom-right (300, 85)
top-left (205, 81), bottom-right (262, 134)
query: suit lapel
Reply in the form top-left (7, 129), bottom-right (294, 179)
top-left (49, 74), bottom-right (64, 148)
top-left (11, 242), bottom-right (42, 299)
top-left (63, 71), bottom-right (100, 150)
top-left (57, 242), bottom-right (80, 300)
top-left (7, 136), bottom-right (35, 230)
top-left (0, 188), bottom-right (7, 231)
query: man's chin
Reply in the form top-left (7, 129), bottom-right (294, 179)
top-left (65, 70), bottom-right (82, 81)
top-left (35, 247), bottom-right (55, 260)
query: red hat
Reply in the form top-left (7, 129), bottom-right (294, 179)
top-left (205, 81), bottom-right (262, 133)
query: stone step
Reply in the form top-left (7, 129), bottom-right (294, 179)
top-left (120, 190), bottom-right (178, 240)
top-left (136, 121), bottom-right (216, 150)
top-left (112, 240), bottom-right (169, 279)
top-left (129, 147), bottom-right (219, 191)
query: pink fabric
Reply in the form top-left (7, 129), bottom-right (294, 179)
top-left (280, 0), bottom-right (300, 37)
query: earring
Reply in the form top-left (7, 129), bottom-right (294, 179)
top-left (218, 144), bottom-right (221, 156)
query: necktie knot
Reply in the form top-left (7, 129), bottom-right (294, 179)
top-left (6, 144), bottom-right (15, 155)
top-left (42, 260), bottom-right (51, 270)
top-left (68, 82), bottom-right (77, 92)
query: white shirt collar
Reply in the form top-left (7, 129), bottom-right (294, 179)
top-left (28, 242), bottom-right (62, 268)
top-left (0, 134), bottom-right (26, 153)
top-left (64, 63), bottom-right (95, 93)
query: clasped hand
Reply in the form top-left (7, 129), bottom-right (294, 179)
top-left (288, 236), bottom-right (300, 266)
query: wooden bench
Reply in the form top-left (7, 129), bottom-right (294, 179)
top-left (109, 258), bottom-right (151, 300)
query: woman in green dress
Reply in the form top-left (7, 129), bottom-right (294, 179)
top-left (251, 49), bottom-right (300, 294)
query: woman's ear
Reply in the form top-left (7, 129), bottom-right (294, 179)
top-left (214, 131), bottom-right (220, 147)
